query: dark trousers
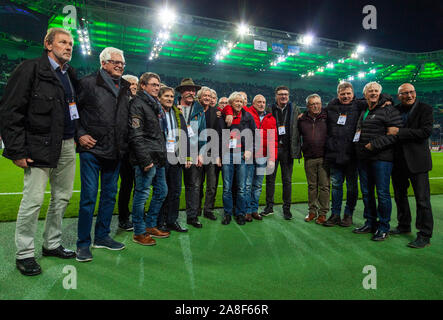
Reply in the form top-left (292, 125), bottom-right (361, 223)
top-left (392, 158), bottom-right (434, 239)
top-left (265, 147), bottom-right (294, 210)
top-left (158, 162), bottom-right (183, 226)
top-left (199, 163), bottom-right (221, 215)
top-left (183, 165), bottom-right (203, 218)
top-left (117, 154), bottom-right (135, 223)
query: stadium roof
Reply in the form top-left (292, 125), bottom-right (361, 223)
top-left (7, 0), bottom-right (443, 84)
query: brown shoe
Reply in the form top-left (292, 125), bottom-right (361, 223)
top-left (315, 215), bottom-right (327, 225)
top-left (133, 233), bottom-right (156, 246)
top-left (304, 213), bottom-right (316, 222)
top-left (245, 214), bottom-right (253, 222)
top-left (339, 214), bottom-right (353, 227)
top-left (252, 212), bottom-right (263, 221)
top-left (146, 227), bottom-right (170, 238)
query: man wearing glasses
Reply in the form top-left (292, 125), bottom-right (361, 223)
top-left (75, 47), bottom-right (131, 262)
top-left (262, 86), bottom-right (301, 220)
top-left (387, 83), bottom-right (434, 248)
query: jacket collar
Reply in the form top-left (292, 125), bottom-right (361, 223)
top-left (96, 70), bottom-right (130, 97)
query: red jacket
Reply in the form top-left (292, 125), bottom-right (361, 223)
top-left (223, 105), bottom-right (278, 162)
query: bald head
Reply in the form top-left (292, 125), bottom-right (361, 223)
top-left (398, 83), bottom-right (417, 106)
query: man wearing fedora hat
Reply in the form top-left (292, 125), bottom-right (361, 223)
top-left (175, 78), bottom-right (208, 228)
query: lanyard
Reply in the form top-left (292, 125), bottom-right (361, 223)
top-left (277, 106), bottom-right (288, 126)
top-left (362, 109), bottom-right (370, 121)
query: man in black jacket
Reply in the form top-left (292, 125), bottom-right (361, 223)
top-left (0, 28), bottom-right (77, 275)
top-left (353, 82), bottom-right (403, 241)
top-left (388, 83), bottom-right (434, 248)
top-left (129, 72), bottom-right (170, 246)
top-left (75, 47), bottom-right (130, 262)
top-left (198, 86), bottom-right (222, 221)
top-left (323, 82), bottom-right (362, 227)
top-left (263, 86), bottom-right (302, 220)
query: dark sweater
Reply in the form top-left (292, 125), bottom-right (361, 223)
top-left (298, 110), bottom-right (327, 159)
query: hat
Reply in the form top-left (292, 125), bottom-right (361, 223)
top-left (175, 78), bottom-right (202, 92)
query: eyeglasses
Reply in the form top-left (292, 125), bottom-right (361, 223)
top-left (399, 90), bottom-right (416, 96)
top-left (147, 82), bottom-right (160, 88)
top-left (107, 60), bottom-right (126, 67)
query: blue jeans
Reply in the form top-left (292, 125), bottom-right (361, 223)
top-left (246, 157), bottom-right (267, 214)
top-left (358, 160), bottom-right (393, 233)
top-left (222, 152), bottom-right (250, 216)
top-left (330, 163), bottom-right (358, 217)
top-left (132, 165), bottom-right (168, 235)
top-left (77, 152), bottom-right (120, 248)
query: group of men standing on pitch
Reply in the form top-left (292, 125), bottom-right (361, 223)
top-left (0, 28), bottom-right (435, 277)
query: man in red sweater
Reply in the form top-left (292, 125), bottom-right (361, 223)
top-left (222, 94), bottom-right (278, 221)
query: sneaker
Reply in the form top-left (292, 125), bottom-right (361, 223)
top-left (118, 220), bottom-right (134, 231)
top-left (304, 213), bottom-right (316, 222)
top-left (339, 215), bottom-right (353, 227)
top-left (283, 210), bottom-right (293, 220)
top-left (133, 233), bottom-right (156, 246)
top-left (315, 215), bottom-right (327, 225)
top-left (260, 206), bottom-right (274, 217)
top-left (323, 214), bottom-right (341, 227)
top-left (76, 247), bottom-right (93, 262)
top-left (16, 257), bottom-right (42, 276)
top-left (146, 227), bottom-right (170, 239)
top-left (92, 236), bottom-right (125, 251)
top-left (407, 237), bottom-right (431, 248)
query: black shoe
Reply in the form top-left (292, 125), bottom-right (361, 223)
top-left (166, 222), bottom-right (188, 233)
top-left (222, 215), bottom-right (231, 225)
top-left (42, 245), bottom-right (76, 259)
top-left (353, 225), bottom-right (376, 234)
top-left (76, 246), bottom-right (93, 262)
top-left (16, 257), bottom-right (42, 276)
top-left (203, 212), bottom-right (217, 221)
top-left (187, 217), bottom-right (203, 228)
top-left (283, 210), bottom-right (293, 220)
top-left (157, 223), bottom-right (170, 232)
top-left (260, 206), bottom-right (274, 216)
top-left (407, 237), bottom-right (431, 248)
top-left (118, 220), bottom-right (134, 231)
top-left (235, 215), bottom-right (246, 225)
top-left (323, 214), bottom-right (341, 227)
top-left (371, 230), bottom-right (389, 241)
top-left (389, 227), bottom-right (411, 235)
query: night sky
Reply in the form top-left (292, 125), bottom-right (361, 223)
top-left (118, 0), bottom-right (443, 53)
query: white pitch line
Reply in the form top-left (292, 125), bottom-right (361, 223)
top-left (1, 177), bottom-right (443, 195)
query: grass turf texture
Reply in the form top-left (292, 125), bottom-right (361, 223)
top-left (0, 197), bottom-right (442, 300)
top-left (1, 152), bottom-right (443, 222)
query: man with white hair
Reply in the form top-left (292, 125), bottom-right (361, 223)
top-left (353, 82), bottom-right (402, 241)
top-left (388, 83), bottom-right (434, 248)
top-left (0, 28), bottom-right (78, 275)
top-left (122, 74), bottom-right (138, 97)
top-left (75, 47), bottom-right (131, 261)
top-left (210, 89), bottom-right (218, 108)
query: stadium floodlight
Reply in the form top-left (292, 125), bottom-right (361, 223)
top-left (370, 69), bottom-right (376, 74)
top-left (237, 23), bottom-right (250, 36)
top-left (338, 58), bottom-right (345, 63)
top-left (351, 52), bottom-right (359, 59)
top-left (358, 72), bottom-right (365, 78)
top-left (348, 76), bottom-right (354, 81)
top-left (300, 34), bottom-right (314, 46)
top-left (326, 62), bottom-right (334, 69)
top-left (158, 7), bottom-right (176, 25)
top-left (356, 44), bottom-right (366, 53)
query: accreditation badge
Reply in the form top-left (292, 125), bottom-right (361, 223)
top-left (353, 130), bottom-right (361, 142)
top-left (337, 114), bottom-right (347, 125)
top-left (187, 125), bottom-right (195, 137)
top-left (278, 126), bottom-right (286, 135)
top-left (69, 102), bottom-right (79, 120)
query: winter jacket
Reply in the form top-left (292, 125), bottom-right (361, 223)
top-left (355, 98), bottom-right (403, 162)
top-left (0, 52), bottom-right (78, 168)
top-left (222, 105), bottom-right (278, 162)
top-left (76, 70), bottom-right (130, 160)
top-left (324, 98), bottom-right (363, 165)
top-left (128, 91), bottom-right (167, 169)
top-left (298, 110), bottom-right (328, 159)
